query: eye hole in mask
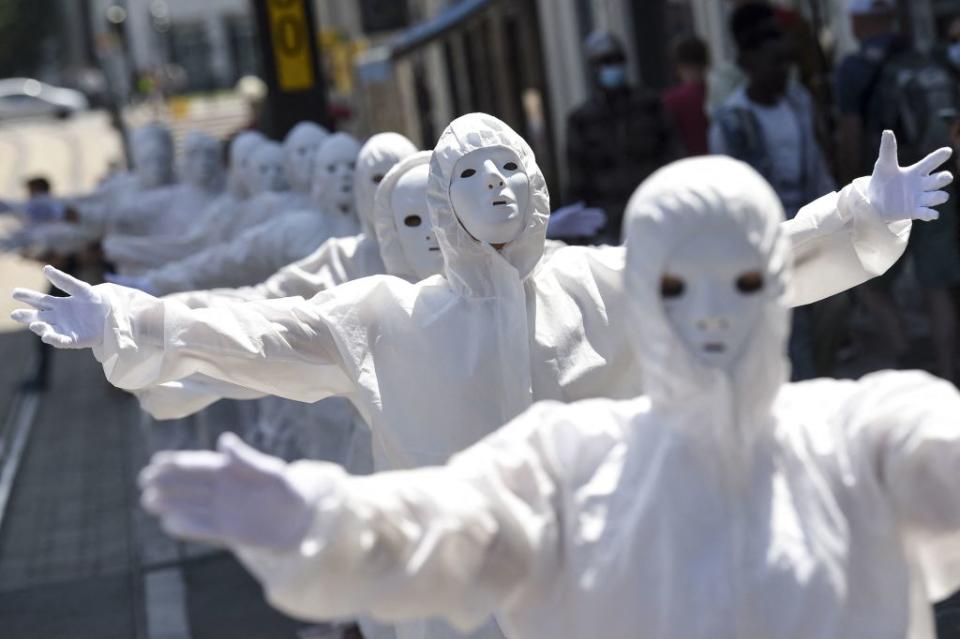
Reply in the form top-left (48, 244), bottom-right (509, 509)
top-left (660, 275), bottom-right (685, 299)
top-left (460, 169), bottom-right (476, 178)
top-left (327, 165), bottom-right (335, 173)
top-left (503, 162), bottom-right (518, 171)
top-left (372, 174), bottom-right (385, 184)
top-left (735, 272), bottom-right (764, 294)
top-left (404, 215), bottom-right (422, 228)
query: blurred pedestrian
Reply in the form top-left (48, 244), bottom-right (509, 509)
top-left (663, 35), bottom-right (711, 157)
top-left (835, 0), bottom-right (960, 382)
top-left (708, 0), bottom-right (832, 121)
top-left (20, 176), bottom-right (76, 392)
top-left (709, 2), bottom-right (836, 381)
top-left (566, 31), bottom-right (678, 242)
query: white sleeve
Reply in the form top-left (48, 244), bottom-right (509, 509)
top-left (91, 284), bottom-right (357, 404)
top-left (847, 371), bottom-right (960, 601)
top-left (782, 177), bottom-right (910, 307)
top-left (143, 217), bottom-right (310, 296)
top-left (135, 375), bottom-right (267, 420)
top-left (162, 237), bottom-right (357, 308)
top-left (234, 403), bottom-right (567, 630)
top-left (103, 229), bottom-right (214, 273)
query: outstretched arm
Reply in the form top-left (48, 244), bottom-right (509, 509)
top-left (11, 266), bottom-right (357, 403)
top-left (844, 371), bottom-right (960, 602)
top-left (166, 234), bottom-right (371, 309)
top-left (141, 420), bottom-right (561, 629)
top-left (131, 214), bottom-right (319, 297)
top-left (784, 131), bottom-right (952, 307)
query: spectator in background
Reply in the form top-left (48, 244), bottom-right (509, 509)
top-left (663, 36), bottom-right (711, 157)
top-left (20, 176), bottom-right (76, 392)
top-left (566, 31), bottom-right (677, 242)
top-left (708, 0), bottom-right (831, 120)
top-left (710, 2), bottom-right (836, 382)
top-left (836, 0), bottom-right (960, 382)
top-left (710, 4), bottom-right (834, 219)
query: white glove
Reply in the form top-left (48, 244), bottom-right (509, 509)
top-left (10, 265), bottom-right (108, 349)
top-left (546, 202), bottom-right (607, 239)
top-left (139, 433), bottom-right (316, 549)
top-left (105, 272), bottom-right (157, 295)
top-left (867, 130), bottom-right (954, 223)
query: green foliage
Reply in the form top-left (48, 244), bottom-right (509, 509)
top-left (0, 0), bottom-right (57, 77)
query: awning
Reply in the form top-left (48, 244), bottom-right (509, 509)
top-left (386, 0), bottom-right (500, 59)
top-left (356, 0), bottom-right (500, 82)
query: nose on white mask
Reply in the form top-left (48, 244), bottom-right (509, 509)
top-left (660, 230), bottom-right (767, 371)
top-left (448, 147), bottom-right (530, 246)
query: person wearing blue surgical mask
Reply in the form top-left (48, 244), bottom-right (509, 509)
top-left (565, 31), bottom-right (679, 243)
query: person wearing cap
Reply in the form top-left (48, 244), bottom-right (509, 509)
top-left (836, 0), bottom-right (960, 383)
top-left (565, 30), bottom-right (678, 243)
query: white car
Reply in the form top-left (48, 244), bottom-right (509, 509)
top-left (0, 78), bottom-right (89, 121)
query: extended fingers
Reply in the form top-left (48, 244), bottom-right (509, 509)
top-left (876, 130), bottom-right (898, 169)
top-left (42, 265), bottom-right (90, 297)
top-left (914, 207), bottom-right (941, 222)
top-left (158, 508), bottom-right (220, 544)
top-left (920, 190), bottom-right (950, 208)
top-left (911, 147), bottom-right (954, 176)
top-left (923, 171), bottom-right (954, 192)
top-left (10, 309), bottom-right (39, 326)
top-left (12, 288), bottom-right (54, 310)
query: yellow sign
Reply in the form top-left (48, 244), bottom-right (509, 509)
top-left (266, 0), bottom-right (315, 91)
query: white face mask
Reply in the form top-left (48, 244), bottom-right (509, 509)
top-left (285, 131), bottom-right (327, 192)
top-left (134, 144), bottom-right (173, 189)
top-left (248, 146), bottom-right (287, 195)
top-left (449, 147), bottom-right (529, 245)
top-left (312, 151), bottom-right (356, 215)
top-left (183, 142), bottom-right (221, 190)
top-left (357, 157), bottom-right (399, 220)
top-left (661, 230), bottom-right (767, 371)
top-left (390, 163), bottom-right (443, 280)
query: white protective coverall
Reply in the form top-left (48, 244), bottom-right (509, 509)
top-left (141, 152), bottom-right (439, 453)
top-left (26, 113), bottom-right (938, 467)
top-left (143, 156), bottom-right (960, 639)
top-left (129, 133), bottom-right (362, 296)
top-left (101, 131), bottom-right (266, 271)
top-left (10, 114), bottom-right (951, 639)
top-left (21, 124), bottom-right (178, 255)
top-left (102, 132), bottom-right (226, 273)
top-left (167, 132), bottom-right (419, 308)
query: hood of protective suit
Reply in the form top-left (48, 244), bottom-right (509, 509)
top-left (623, 156), bottom-right (790, 428)
top-left (310, 133), bottom-right (361, 216)
top-left (354, 133), bottom-right (419, 241)
top-left (374, 151), bottom-right (438, 281)
top-left (181, 131), bottom-right (225, 193)
top-left (284, 122), bottom-right (330, 194)
top-left (427, 113), bottom-right (549, 297)
top-left (227, 131), bottom-right (267, 198)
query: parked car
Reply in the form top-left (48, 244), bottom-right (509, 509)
top-left (0, 78), bottom-right (89, 121)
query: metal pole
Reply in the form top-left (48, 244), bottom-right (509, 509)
top-left (250, 0), bottom-right (332, 137)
